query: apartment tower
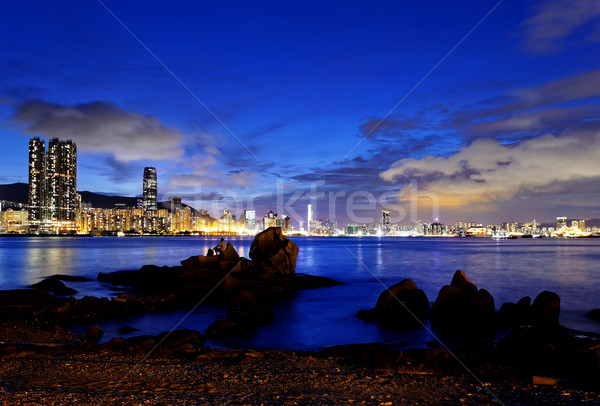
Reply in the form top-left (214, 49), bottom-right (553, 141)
top-left (143, 167), bottom-right (158, 212)
top-left (27, 137), bottom-right (45, 221)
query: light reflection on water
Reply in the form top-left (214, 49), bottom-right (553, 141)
top-left (1, 236), bottom-right (599, 349)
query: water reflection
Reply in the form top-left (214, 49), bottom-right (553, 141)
top-left (1, 236), bottom-right (599, 348)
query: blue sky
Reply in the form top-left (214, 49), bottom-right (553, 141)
top-left (2, 1), bottom-right (600, 225)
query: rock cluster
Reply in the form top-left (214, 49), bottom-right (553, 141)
top-left (359, 270), bottom-right (565, 337)
top-left (498, 291), bottom-right (561, 330)
top-left (356, 279), bottom-right (430, 326)
top-left (0, 227), bottom-right (340, 341)
top-left (430, 270), bottom-right (496, 334)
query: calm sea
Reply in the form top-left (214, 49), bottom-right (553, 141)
top-left (1, 236), bottom-right (599, 349)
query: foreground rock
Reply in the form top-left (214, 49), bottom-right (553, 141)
top-left (588, 308), bottom-right (600, 320)
top-left (96, 228), bottom-right (339, 338)
top-left (430, 270), bottom-right (496, 335)
top-left (249, 226), bottom-right (299, 277)
top-left (498, 296), bottom-right (532, 328)
top-left (498, 291), bottom-right (561, 330)
top-left (29, 278), bottom-right (77, 296)
top-left (357, 279), bottom-right (430, 326)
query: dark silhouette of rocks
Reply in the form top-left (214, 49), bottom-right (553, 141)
top-left (0, 289), bottom-right (54, 308)
top-left (249, 227), bottom-right (298, 277)
top-left (356, 279), bottom-right (430, 327)
top-left (498, 292), bottom-right (561, 330)
top-left (588, 309), bottom-right (600, 320)
top-left (118, 324), bottom-right (137, 334)
top-left (498, 296), bottom-right (533, 328)
top-left (86, 325), bottom-right (104, 341)
top-left (47, 274), bottom-right (92, 282)
top-left (29, 278), bottom-right (77, 296)
top-left (531, 291), bottom-right (560, 330)
top-left (95, 228), bottom-right (338, 338)
top-left (430, 270), bottom-right (496, 335)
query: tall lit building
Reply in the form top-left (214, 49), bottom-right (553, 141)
top-left (307, 204), bottom-right (313, 232)
top-left (556, 216), bottom-right (567, 230)
top-left (45, 138), bottom-right (77, 221)
top-left (241, 209), bottom-right (256, 233)
top-left (28, 137), bottom-right (45, 221)
top-left (382, 210), bottom-right (391, 235)
top-left (143, 167), bottom-right (158, 212)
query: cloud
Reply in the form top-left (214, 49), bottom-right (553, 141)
top-left (13, 100), bottom-right (184, 161)
top-left (469, 105), bottom-right (600, 135)
top-left (444, 69), bottom-right (600, 140)
top-left (166, 152), bottom-right (260, 192)
top-left (521, 0), bottom-right (600, 54)
top-left (358, 116), bottom-right (425, 140)
top-left (380, 129), bottom-right (600, 208)
top-left (510, 69), bottom-right (600, 109)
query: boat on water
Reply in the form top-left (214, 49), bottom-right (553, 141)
top-left (522, 234), bottom-right (543, 238)
top-left (492, 231), bottom-right (519, 240)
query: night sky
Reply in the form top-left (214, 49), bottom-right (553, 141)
top-left (2, 1), bottom-right (600, 226)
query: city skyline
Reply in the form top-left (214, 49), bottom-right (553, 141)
top-left (1, 2), bottom-right (600, 225)
top-left (2, 137), bottom-right (598, 235)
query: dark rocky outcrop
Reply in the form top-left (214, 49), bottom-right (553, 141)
top-left (498, 296), bottom-right (532, 328)
top-left (430, 270), bottom-right (496, 335)
top-left (86, 325), bottom-right (104, 341)
top-left (118, 325), bottom-right (137, 334)
top-left (588, 308), bottom-right (600, 320)
top-left (0, 289), bottom-right (55, 308)
top-left (47, 274), bottom-right (92, 282)
top-left (531, 291), bottom-right (560, 330)
top-left (29, 278), bottom-right (77, 296)
top-left (357, 279), bottom-right (430, 327)
top-left (249, 227), bottom-right (298, 277)
top-left (93, 228), bottom-right (339, 338)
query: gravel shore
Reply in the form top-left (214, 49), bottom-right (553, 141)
top-left (1, 350), bottom-right (598, 405)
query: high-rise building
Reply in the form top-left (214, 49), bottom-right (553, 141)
top-left (556, 216), bottom-right (567, 230)
top-left (143, 167), bottom-right (158, 212)
top-left (45, 138), bottom-right (77, 221)
top-left (241, 209), bottom-right (256, 232)
top-left (28, 137), bottom-right (45, 221)
top-left (307, 204), bottom-right (313, 232)
top-left (382, 210), bottom-right (391, 235)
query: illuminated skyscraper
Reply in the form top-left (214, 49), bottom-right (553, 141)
top-left (45, 138), bottom-right (77, 221)
top-left (28, 137), bottom-right (45, 221)
top-left (556, 216), bottom-right (567, 230)
top-left (143, 167), bottom-right (158, 212)
top-left (382, 210), bottom-right (391, 235)
top-left (241, 209), bottom-right (256, 232)
top-left (307, 204), bottom-right (313, 232)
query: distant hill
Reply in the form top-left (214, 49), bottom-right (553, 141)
top-left (0, 183), bottom-right (214, 221)
top-left (0, 183), bottom-right (28, 204)
top-left (78, 191), bottom-right (139, 209)
top-left (586, 218), bottom-right (600, 228)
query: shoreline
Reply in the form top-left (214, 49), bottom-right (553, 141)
top-left (1, 345), bottom-right (599, 405)
top-left (1, 228), bottom-right (600, 403)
